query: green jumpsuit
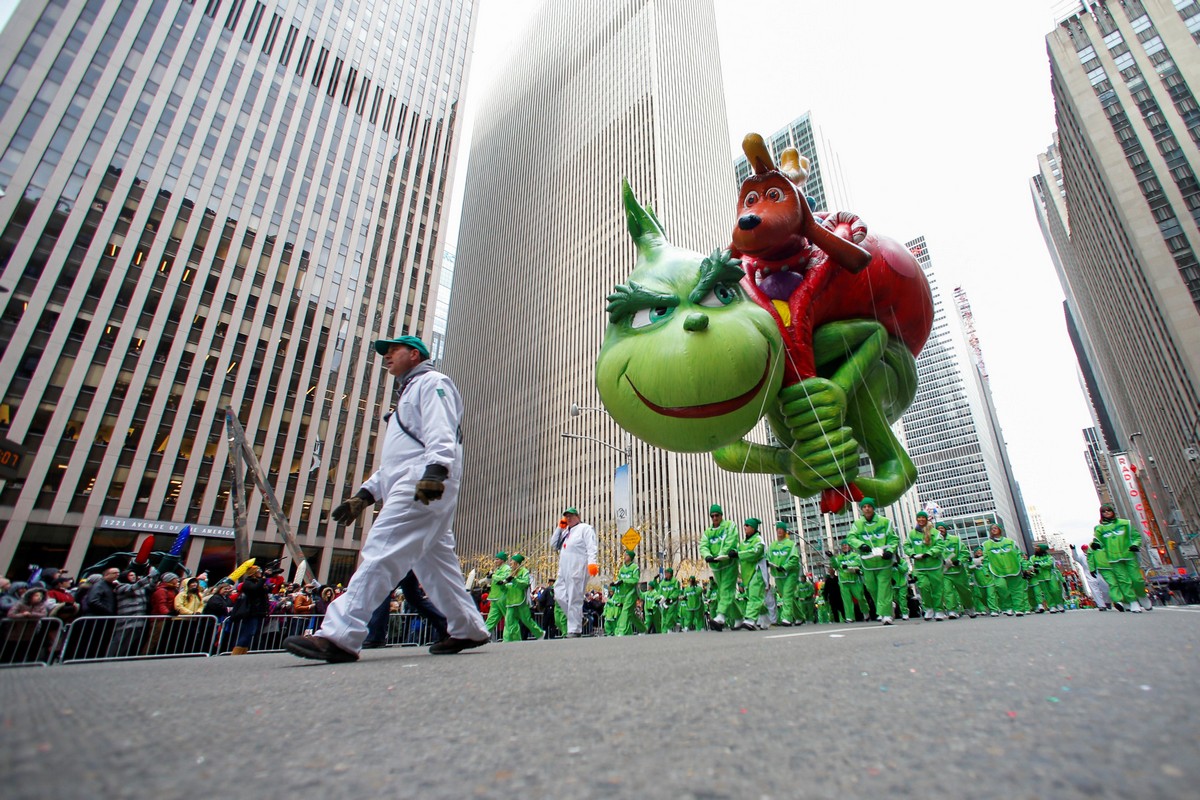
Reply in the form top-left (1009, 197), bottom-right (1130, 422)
top-left (982, 536), bottom-right (1023, 613)
top-left (1029, 553), bottom-right (1057, 611)
top-left (642, 583), bottom-right (662, 634)
top-left (832, 552), bottom-right (866, 622)
top-left (940, 533), bottom-right (974, 615)
top-left (700, 519), bottom-right (741, 627)
top-left (603, 591), bottom-right (619, 635)
top-left (846, 514), bottom-right (899, 620)
top-left (767, 537), bottom-right (800, 624)
top-left (681, 582), bottom-right (704, 631)
top-left (502, 565), bottom-right (545, 641)
top-left (892, 551), bottom-right (912, 618)
top-left (484, 563), bottom-right (511, 635)
top-left (614, 561), bottom-right (642, 636)
top-left (970, 554), bottom-right (997, 613)
top-left (795, 577), bottom-right (816, 623)
top-left (659, 575), bottom-right (682, 631)
top-left (738, 531), bottom-right (768, 624)
top-left (907, 527), bottom-right (945, 616)
top-left (1092, 518), bottom-right (1144, 609)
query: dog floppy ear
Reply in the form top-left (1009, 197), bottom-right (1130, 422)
top-left (779, 148), bottom-right (809, 187)
top-left (742, 133), bottom-right (775, 175)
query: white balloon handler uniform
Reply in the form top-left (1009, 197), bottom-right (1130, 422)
top-left (318, 365), bottom-right (487, 651)
top-left (1070, 545), bottom-right (1110, 609)
top-left (552, 517), bottom-right (598, 635)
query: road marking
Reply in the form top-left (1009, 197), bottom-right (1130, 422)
top-left (765, 624), bottom-right (889, 639)
top-left (1160, 607), bottom-right (1200, 613)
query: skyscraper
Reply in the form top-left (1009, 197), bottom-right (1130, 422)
top-left (1038, 0), bottom-right (1200, 557)
top-left (901, 237), bottom-right (1028, 553)
top-left (443, 1), bottom-right (773, 569)
top-left (0, 0), bottom-right (477, 581)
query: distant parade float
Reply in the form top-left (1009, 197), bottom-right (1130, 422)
top-left (596, 134), bottom-right (933, 513)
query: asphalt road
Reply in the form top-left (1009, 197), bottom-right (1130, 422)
top-left (2, 607), bottom-right (1198, 799)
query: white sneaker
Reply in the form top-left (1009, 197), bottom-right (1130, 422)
top-left (1130, 604), bottom-right (1143, 614)
top-left (742, 620), bottom-right (758, 630)
top-left (1004, 611), bottom-right (1015, 616)
top-left (968, 611), bottom-right (977, 618)
top-left (923, 610), bottom-right (935, 621)
top-left (990, 611), bottom-right (999, 617)
top-left (934, 612), bottom-right (947, 621)
top-left (712, 614), bottom-right (726, 631)
top-left (901, 615), bottom-right (910, 620)
top-left (881, 616), bottom-right (893, 625)
top-left (948, 611), bottom-right (960, 619)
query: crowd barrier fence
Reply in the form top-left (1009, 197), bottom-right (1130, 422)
top-left (0, 617), bottom-right (64, 668)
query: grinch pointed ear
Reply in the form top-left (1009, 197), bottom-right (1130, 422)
top-left (742, 133), bottom-right (775, 175)
top-left (622, 179), bottom-right (666, 253)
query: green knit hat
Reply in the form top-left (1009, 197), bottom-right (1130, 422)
top-left (744, 518), bottom-right (761, 530)
top-left (775, 521), bottom-right (789, 530)
top-left (494, 552), bottom-right (508, 561)
top-left (511, 553), bottom-right (525, 563)
top-left (916, 511), bottom-right (928, 519)
top-left (860, 497), bottom-right (877, 508)
top-left (624, 549), bottom-right (636, 558)
top-left (709, 504), bottom-right (723, 515)
top-left (664, 567), bottom-right (674, 575)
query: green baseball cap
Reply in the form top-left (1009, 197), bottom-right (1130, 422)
top-left (624, 548), bottom-right (636, 558)
top-left (373, 335), bottom-right (429, 358)
top-left (494, 552), bottom-right (507, 561)
top-left (511, 553), bottom-right (525, 563)
top-left (709, 504), bottom-right (723, 515)
top-left (744, 518), bottom-right (761, 530)
top-left (563, 506), bottom-right (580, 516)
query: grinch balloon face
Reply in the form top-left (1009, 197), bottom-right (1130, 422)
top-left (595, 183), bottom-right (785, 452)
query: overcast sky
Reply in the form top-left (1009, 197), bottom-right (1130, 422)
top-left (450, 0), bottom-right (1101, 543)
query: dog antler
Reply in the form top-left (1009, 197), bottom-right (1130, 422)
top-left (742, 133), bottom-right (775, 175)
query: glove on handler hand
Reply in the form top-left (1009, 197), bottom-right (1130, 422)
top-left (1128, 544), bottom-right (1140, 552)
top-left (859, 544), bottom-right (872, 554)
top-left (332, 489), bottom-right (375, 524)
top-left (414, 464), bottom-right (449, 504)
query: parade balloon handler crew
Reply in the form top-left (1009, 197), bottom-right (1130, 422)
top-left (552, 507), bottom-right (599, 638)
top-left (285, 335), bottom-right (487, 662)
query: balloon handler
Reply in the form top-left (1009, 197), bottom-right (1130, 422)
top-left (284, 335), bottom-right (487, 662)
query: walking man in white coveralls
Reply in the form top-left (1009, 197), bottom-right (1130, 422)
top-left (553, 507), bottom-right (599, 637)
top-left (284, 335), bottom-right (488, 662)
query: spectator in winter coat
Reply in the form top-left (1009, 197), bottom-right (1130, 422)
top-left (229, 566), bottom-right (269, 655)
top-left (175, 578), bottom-right (206, 615)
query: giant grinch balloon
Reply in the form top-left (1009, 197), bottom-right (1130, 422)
top-left (596, 135), bottom-right (933, 513)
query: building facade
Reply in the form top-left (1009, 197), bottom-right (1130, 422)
top-left (1039, 0), bottom-right (1200, 561)
top-left (901, 236), bottom-right (1028, 554)
top-left (442, 0), bottom-right (775, 574)
top-left (0, 0), bottom-right (477, 581)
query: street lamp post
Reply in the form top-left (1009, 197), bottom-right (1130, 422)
top-left (561, 403), bottom-right (635, 558)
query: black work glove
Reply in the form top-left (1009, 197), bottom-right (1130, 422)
top-left (727, 549), bottom-right (739, 560)
top-left (1129, 545), bottom-right (1140, 552)
top-left (414, 464), bottom-right (449, 504)
top-left (859, 544), bottom-right (871, 554)
top-left (882, 550), bottom-right (895, 561)
top-left (1069, 544), bottom-right (1076, 550)
top-left (1091, 542), bottom-right (1102, 551)
top-left (704, 556), bottom-right (715, 564)
top-left (825, 550), bottom-right (834, 558)
top-left (332, 489), bottom-right (375, 524)
top-left (1090, 571), bottom-right (1097, 578)
top-left (951, 558), bottom-right (961, 567)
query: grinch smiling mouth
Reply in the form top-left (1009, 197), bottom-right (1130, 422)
top-left (625, 358), bottom-right (771, 419)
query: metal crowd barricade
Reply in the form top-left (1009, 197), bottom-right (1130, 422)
top-left (216, 612), bottom-right (436, 654)
top-left (0, 617), bottom-right (64, 668)
top-left (58, 614), bottom-right (220, 664)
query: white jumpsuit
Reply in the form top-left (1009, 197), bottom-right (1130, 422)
top-left (319, 365), bottom-right (487, 651)
top-left (553, 521), bottom-right (598, 635)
